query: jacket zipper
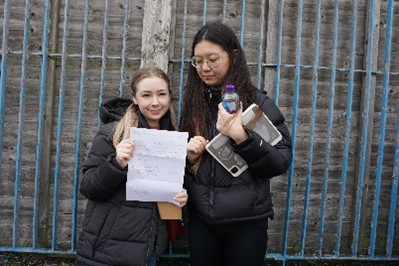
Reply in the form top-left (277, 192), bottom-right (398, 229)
top-left (207, 89), bottom-right (220, 209)
top-left (209, 113), bottom-right (217, 207)
top-left (145, 204), bottom-right (156, 266)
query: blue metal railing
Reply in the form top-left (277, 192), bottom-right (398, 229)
top-left (70, 0), bottom-right (89, 252)
top-left (0, 0), bottom-right (10, 183)
top-left (281, 0), bottom-right (304, 261)
top-left (335, 0), bottom-right (358, 257)
top-left (301, 0), bottom-right (322, 257)
top-left (370, 0), bottom-right (394, 258)
top-left (0, 1), bottom-right (398, 264)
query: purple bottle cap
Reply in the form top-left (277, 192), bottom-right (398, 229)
top-left (225, 84), bottom-right (235, 92)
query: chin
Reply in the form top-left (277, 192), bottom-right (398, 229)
top-left (151, 112), bottom-right (166, 120)
top-left (204, 80), bottom-right (218, 87)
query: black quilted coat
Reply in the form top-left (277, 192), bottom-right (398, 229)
top-left (76, 97), bottom-right (175, 266)
top-left (184, 89), bottom-right (292, 224)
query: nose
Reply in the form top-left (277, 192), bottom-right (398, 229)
top-left (151, 95), bottom-right (160, 105)
top-left (201, 60), bottom-right (212, 71)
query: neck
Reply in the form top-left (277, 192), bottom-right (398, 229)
top-left (149, 124), bottom-right (160, 130)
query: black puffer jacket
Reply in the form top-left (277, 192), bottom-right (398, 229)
top-left (76, 97), bottom-right (175, 266)
top-left (184, 89), bottom-right (292, 224)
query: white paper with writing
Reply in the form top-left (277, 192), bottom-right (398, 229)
top-left (126, 128), bottom-right (188, 205)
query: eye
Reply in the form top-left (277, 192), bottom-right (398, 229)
top-left (208, 57), bottom-right (219, 63)
top-left (158, 90), bottom-right (169, 96)
top-left (195, 58), bottom-right (204, 65)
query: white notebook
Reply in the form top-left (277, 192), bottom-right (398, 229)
top-left (205, 103), bottom-right (282, 177)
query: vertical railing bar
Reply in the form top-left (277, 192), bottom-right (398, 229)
top-left (369, 0), bottom-right (394, 257)
top-left (300, 0), bottom-right (322, 257)
top-left (239, 0), bottom-right (246, 47)
top-left (119, 0), bottom-right (130, 97)
top-left (0, 0), bottom-right (11, 184)
top-left (282, 0), bottom-right (303, 262)
top-left (177, 0), bottom-right (188, 123)
top-left (202, 0), bottom-right (207, 26)
top-left (222, 0), bottom-right (227, 23)
top-left (273, 0), bottom-right (284, 105)
top-left (97, 0), bottom-right (110, 130)
top-left (71, 0), bottom-right (89, 251)
top-left (335, 0), bottom-right (358, 256)
top-left (52, 0), bottom-right (71, 251)
top-left (386, 110), bottom-right (398, 257)
top-left (33, 0), bottom-right (51, 249)
top-left (352, 0), bottom-right (376, 256)
top-left (318, 0), bottom-right (339, 256)
top-left (13, 0), bottom-right (32, 249)
top-left (255, 0), bottom-right (266, 89)
top-left (378, 0), bottom-right (399, 257)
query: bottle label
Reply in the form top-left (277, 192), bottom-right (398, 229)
top-left (222, 84), bottom-right (239, 114)
top-left (223, 101), bottom-right (238, 114)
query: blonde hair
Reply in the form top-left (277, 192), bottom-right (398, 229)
top-left (112, 67), bottom-right (178, 147)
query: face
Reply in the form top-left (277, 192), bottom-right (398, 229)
top-left (133, 77), bottom-right (170, 128)
top-left (193, 40), bottom-right (231, 87)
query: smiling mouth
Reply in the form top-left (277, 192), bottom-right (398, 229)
top-left (149, 109), bottom-right (162, 113)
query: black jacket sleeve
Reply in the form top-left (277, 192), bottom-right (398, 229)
top-left (79, 132), bottom-right (127, 201)
top-left (232, 96), bottom-right (292, 178)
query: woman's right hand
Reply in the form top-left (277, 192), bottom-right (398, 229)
top-left (116, 139), bottom-right (135, 168)
top-left (187, 136), bottom-right (208, 163)
top-left (216, 102), bottom-right (248, 144)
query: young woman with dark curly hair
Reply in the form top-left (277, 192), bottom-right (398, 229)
top-left (182, 22), bottom-right (293, 266)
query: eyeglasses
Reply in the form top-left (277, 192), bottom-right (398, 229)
top-left (190, 56), bottom-right (223, 69)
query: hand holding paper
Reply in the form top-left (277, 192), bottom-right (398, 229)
top-left (116, 139), bottom-right (135, 168)
top-left (126, 128), bottom-right (188, 206)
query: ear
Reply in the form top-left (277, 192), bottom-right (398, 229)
top-left (132, 96), bottom-right (137, 105)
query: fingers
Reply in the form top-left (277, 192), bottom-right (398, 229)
top-left (216, 102), bottom-right (243, 136)
top-left (187, 136), bottom-right (208, 162)
top-left (174, 189), bottom-right (188, 207)
top-left (115, 139), bottom-right (135, 168)
top-left (187, 136), bottom-right (208, 153)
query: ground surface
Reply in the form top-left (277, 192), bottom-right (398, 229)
top-left (0, 252), bottom-right (397, 265)
top-left (0, 253), bottom-right (190, 266)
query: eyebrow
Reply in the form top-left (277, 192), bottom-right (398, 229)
top-left (194, 53), bottom-right (220, 58)
top-left (139, 88), bottom-right (168, 93)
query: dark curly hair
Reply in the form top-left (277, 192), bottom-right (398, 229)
top-left (180, 21), bottom-right (258, 140)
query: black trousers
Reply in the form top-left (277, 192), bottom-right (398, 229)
top-left (188, 214), bottom-right (268, 266)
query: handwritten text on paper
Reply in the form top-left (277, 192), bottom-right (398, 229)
top-left (126, 128), bottom-right (188, 205)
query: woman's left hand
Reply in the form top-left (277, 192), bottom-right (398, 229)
top-left (187, 136), bottom-right (208, 163)
top-left (174, 189), bottom-right (188, 207)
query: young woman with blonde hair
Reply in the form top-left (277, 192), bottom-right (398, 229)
top-left (77, 67), bottom-right (187, 266)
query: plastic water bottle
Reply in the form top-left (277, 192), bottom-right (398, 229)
top-left (222, 84), bottom-right (240, 114)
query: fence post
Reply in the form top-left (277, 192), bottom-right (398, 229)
top-left (141, 0), bottom-right (173, 73)
top-left (37, 0), bottom-right (62, 248)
